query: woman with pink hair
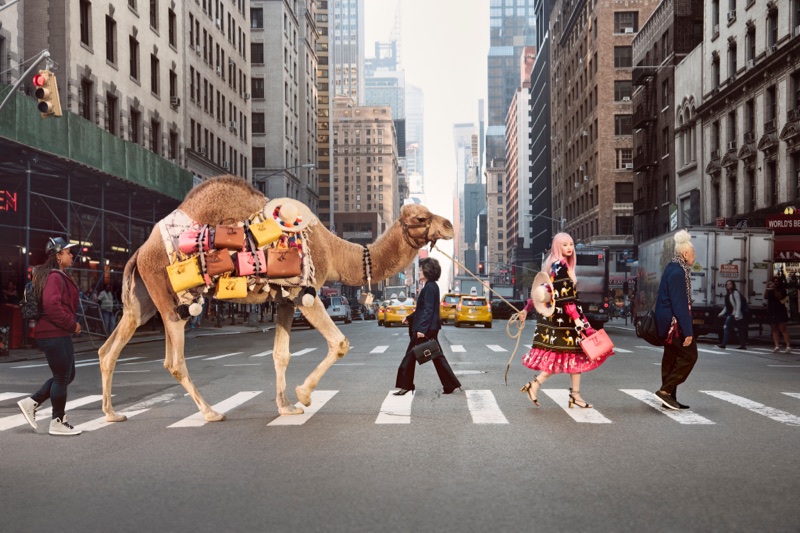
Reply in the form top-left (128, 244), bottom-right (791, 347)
top-left (517, 233), bottom-right (613, 408)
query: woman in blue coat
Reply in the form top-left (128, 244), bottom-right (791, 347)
top-left (394, 257), bottom-right (461, 396)
top-left (653, 229), bottom-right (697, 411)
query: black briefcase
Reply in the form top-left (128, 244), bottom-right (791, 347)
top-left (412, 338), bottom-right (443, 365)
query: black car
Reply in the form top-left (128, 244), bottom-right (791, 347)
top-left (490, 299), bottom-right (527, 319)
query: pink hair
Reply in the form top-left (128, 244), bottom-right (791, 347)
top-left (546, 232), bottom-right (577, 278)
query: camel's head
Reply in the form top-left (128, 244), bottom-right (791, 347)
top-left (398, 204), bottom-right (454, 249)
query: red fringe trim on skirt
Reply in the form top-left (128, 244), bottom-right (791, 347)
top-left (521, 347), bottom-right (612, 374)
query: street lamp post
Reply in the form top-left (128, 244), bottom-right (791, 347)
top-left (255, 163), bottom-right (315, 196)
top-left (526, 213), bottom-right (566, 231)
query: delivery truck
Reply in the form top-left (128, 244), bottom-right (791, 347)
top-left (634, 227), bottom-right (774, 341)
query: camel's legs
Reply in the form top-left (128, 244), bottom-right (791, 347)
top-left (161, 317), bottom-right (225, 421)
top-left (294, 297), bottom-right (349, 407)
top-left (274, 301), bottom-right (303, 415)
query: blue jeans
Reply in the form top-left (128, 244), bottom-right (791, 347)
top-left (101, 309), bottom-right (116, 333)
top-left (722, 315), bottom-right (747, 347)
top-left (31, 336), bottom-right (76, 420)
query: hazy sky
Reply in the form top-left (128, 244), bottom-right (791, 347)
top-left (364, 0), bottom-right (489, 281)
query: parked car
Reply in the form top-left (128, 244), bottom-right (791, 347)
top-left (362, 304), bottom-right (376, 320)
top-left (384, 300), bottom-right (415, 327)
top-left (439, 293), bottom-right (460, 324)
top-left (352, 303), bottom-right (375, 320)
top-left (322, 296), bottom-right (352, 324)
top-left (490, 299), bottom-right (527, 320)
top-left (455, 295), bottom-right (492, 328)
top-left (292, 308), bottom-right (314, 329)
top-left (377, 300), bottom-right (390, 325)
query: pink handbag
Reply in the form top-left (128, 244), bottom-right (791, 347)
top-left (179, 225), bottom-right (209, 254)
top-left (579, 329), bottom-right (615, 361)
top-left (235, 249), bottom-right (267, 276)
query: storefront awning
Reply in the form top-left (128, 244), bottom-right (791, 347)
top-left (774, 235), bottom-right (800, 262)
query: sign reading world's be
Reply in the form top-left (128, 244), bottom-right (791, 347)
top-left (766, 214), bottom-right (800, 235)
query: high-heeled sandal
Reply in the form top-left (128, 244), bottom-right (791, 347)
top-left (520, 376), bottom-right (543, 406)
top-left (568, 388), bottom-right (593, 409)
top-left (393, 388), bottom-right (413, 396)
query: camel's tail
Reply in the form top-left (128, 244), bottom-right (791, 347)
top-left (121, 249), bottom-right (141, 308)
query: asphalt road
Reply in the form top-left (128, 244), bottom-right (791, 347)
top-left (1, 318), bottom-right (799, 532)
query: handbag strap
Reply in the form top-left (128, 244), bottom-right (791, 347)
top-left (218, 217), bottom-right (237, 226)
top-left (242, 222), bottom-right (263, 275)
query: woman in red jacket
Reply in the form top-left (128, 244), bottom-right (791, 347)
top-left (17, 237), bottom-right (82, 436)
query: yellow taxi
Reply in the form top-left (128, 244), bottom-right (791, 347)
top-left (454, 295), bottom-right (492, 328)
top-left (384, 300), bottom-right (416, 327)
top-left (439, 293), bottom-right (460, 324)
top-left (377, 300), bottom-right (390, 326)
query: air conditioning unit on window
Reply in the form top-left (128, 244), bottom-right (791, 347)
top-left (713, 24), bottom-right (719, 34)
top-left (582, 130), bottom-right (588, 136)
top-left (728, 140), bottom-right (737, 150)
top-left (200, 147), bottom-right (207, 156)
top-left (622, 96), bottom-right (631, 102)
top-left (229, 121), bottom-right (237, 131)
top-left (216, 19), bottom-right (221, 29)
top-left (625, 163), bottom-right (634, 169)
top-left (170, 96), bottom-right (180, 107)
top-left (727, 11), bottom-right (736, 23)
top-left (244, 92), bottom-right (251, 100)
top-left (196, 47), bottom-right (201, 56)
top-left (216, 66), bottom-right (222, 75)
top-left (747, 59), bottom-right (754, 68)
top-left (623, 27), bottom-right (634, 34)
top-left (222, 161), bottom-right (229, 170)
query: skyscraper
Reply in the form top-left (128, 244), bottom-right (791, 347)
top-left (331, 0), bottom-right (366, 105)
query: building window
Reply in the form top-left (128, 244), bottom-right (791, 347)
top-left (662, 127), bottom-right (670, 156)
top-left (728, 174), bottom-right (737, 216)
top-left (80, 78), bottom-right (93, 121)
top-left (616, 216), bottom-right (634, 234)
top-left (614, 46), bottom-right (632, 68)
top-left (615, 182), bottom-right (633, 203)
top-left (747, 169), bottom-right (756, 212)
top-left (251, 8), bottom-right (263, 28)
top-left (130, 108), bottom-right (141, 144)
top-left (129, 36), bottom-right (139, 80)
top-left (149, 0), bottom-right (158, 30)
top-left (169, 69), bottom-right (177, 100)
top-left (614, 115), bottom-right (632, 136)
top-left (252, 146), bottom-right (265, 168)
top-left (614, 80), bottom-right (632, 101)
top-left (614, 12), bottom-right (638, 33)
top-left (106, 94), bottom-right (118, 136)
top-left (767, 161), bottom-right (778, 206)
top-left (252, 112), bottom-right (265, 134)
top-left (129, 0), bottom-right (136, 9)
top-left (251, 77), bottom-right (264, 99)
top-left (150, 119), bottom-right (161, 154)
top-left (105, 16), bottom-right (116, 64)
top-left (712, 0), bottom-right (720, 31)
top-left (615, 148), bottom-right (633, 169)
top-left (746, 26), bottom-right (756, 63)
top-left (745, 99), bottom-right (755, 134)
top-left (661, 79), bottom-right (669, 108)
top-left (766, 85), bottom-right (777, 123)
top-left (251, 43), bottom-right (264, 64)
top-left (712, 55), bottom-right (720, 88)
top-left (728, 42), bottom-right (737, 79)
top-left (150, 54), bottom-right (160, 95)
top-left (767, 9), bottom-right (778, 47)
top-left (168, 9), bottom-right (176, 47)
top-left (169, 131), bottom-right (178, 161)
top-left (80, 0), bottom-right (92, 46)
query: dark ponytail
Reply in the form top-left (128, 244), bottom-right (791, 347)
top-left (32, 255), bottom-right (59, 303)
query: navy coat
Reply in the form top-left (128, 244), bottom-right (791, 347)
top-left (654, 261), bottom-right (693, 339)
top-left (411, 280), bottom-right (442, 336)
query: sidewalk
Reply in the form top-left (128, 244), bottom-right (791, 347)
top-left (1, 319), bottom-right (276, 364)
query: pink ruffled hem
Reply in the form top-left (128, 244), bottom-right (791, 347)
top-left (521, 347), bottom-right (612, 374)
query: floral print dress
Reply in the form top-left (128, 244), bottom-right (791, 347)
top-left (521, 259), bottom-right (613, 374)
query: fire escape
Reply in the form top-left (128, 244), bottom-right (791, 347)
top-left (632, 65), bottom-right (660, 242)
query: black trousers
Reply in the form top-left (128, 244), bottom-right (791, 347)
top-left (31, 336), bottom-right (76, 420)
top-left (395, 331), bottom-right (461, 393)
top-left (660, 337), bottom-right (698, 397)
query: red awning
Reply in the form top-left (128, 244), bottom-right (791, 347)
top-left (774, 235), bottom-right (800, 261)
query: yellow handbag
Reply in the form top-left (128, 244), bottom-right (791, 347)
top-left (166, 254), bottom-right (204, 293)
top-left (215, 275), bottom-right (248, 299)
top-left (248, 217), bottom-right (283, 248)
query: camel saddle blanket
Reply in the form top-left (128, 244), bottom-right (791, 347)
top-left (158, 208), bottom-right (317, 292)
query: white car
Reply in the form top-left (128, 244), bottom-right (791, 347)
top-left (322, 296), bottom-right (352, 324)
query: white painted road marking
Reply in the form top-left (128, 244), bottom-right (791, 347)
top-left (697, 348), bottom-right (728, 355)
top-left (783, 392), bottom-right (800, 400)
top-left (487, 345), bottom-right (507, 352)
top-left (267, 390), bottom-right (338, 426)
top-left (291, 348), bottom-right (318, 357)
top-left (0, 393), bottom-right (27, 402)
top-left (451, 345), bottom-right (466, 352)
top-left (768, 365), bottom-right (800, 368)
top-left (76, 357), bottom-right (143, 368)
top-left (76, 393), bottom-right (180, 432)
top-left (613, 348), bottom-right (633, 353)
top-left (700, 391), bottom-right (800, 426)
top-left (168, 391), bottom-right (263, 428)
top-left (0, 395), bottom-right (103, 431)
top-left (541, 389), bottom-right (612, 424)
top-left (635, 345), bottom-right (664, 353)
top-left (202, 352), bottom-right (243, 361)
top-left (370, 345), bottom-right (389, 353)
top-left (249, 350), bottom-right (273, 358)
top-left (620, 389), bottom-right (715, 424)
top-left (375, 391), bottom-right (413, 424)
top-left (466, 390), bottom-right (508, 424)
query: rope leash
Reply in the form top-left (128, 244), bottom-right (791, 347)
top-left (432, 244), bottom-right (529, 385)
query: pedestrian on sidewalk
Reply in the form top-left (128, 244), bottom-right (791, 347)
top-left (17, 236), bottom-right (83, 436)
top-left (765, 276), bottom-right (792, 353)
top-left (717, 280), bottom-right (748, 350)
top-left (517, 232), bottom-right (612, 409)
top-left (393, 257), bottom-right (461, 396)
top-left (97, 283), bottom-right (116, 333)
top-left (653, 229), bottom-right (697, 411)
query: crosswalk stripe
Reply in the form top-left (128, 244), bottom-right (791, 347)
top-left (614, 348), bottom-right (633, 353)
top-left (250, 350), bottom-right (273, 358)
top-left (0, 393), bottom-right (27, 402)
top-left (635, 345), bottom-right (663, 353)
top-left (0, 395), bottom-right (103, 431)
top-left (487, 345), bottom-right (507, 352)
top-left (370, 346), bottom-right (389, 353)
top-left (76, 393), bottom-right (180, 431)
top-left (620, 389), bottom-right (715, 424)
top-left (466, 390), bottom-right (508, 424)
top-left (168, 391), bottom-right (263, 428)
top-left (375, 391), bottom-right (413, 424)
top-left (12, 357), bottom-right (143, 369)
top-left (697, 348), bottom-right (728, 355)
top-left (291, 348), bottom-right (318, 357)
top-left (202, 352), bottom-right (243, 361)
top-left (541, 389), bottom-right (612, 423)
top-left (700, 391), bottom-right (800, 426)
top-left (783, 392), bottom-right (800, 400)
top-left (450, 345), bottom-right (466, 352)
top-left (267, 390), bottom-right (337, 426)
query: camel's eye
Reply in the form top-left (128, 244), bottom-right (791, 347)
top-left (416, 217), bottom-right (427, 223)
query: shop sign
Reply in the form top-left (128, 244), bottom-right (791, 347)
top-left (766, 214), bottom-right (800, 235)
top-left (0, 190), bottom-right (17, 212)
top-left (719, 264), bottom-right (739, 279)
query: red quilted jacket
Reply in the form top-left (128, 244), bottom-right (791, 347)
top-left (35, 270), bottom-right (79, 339)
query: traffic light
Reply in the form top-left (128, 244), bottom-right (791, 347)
top-left (478, 262), bottom-right (484, 274)
top-left (32, 70), bottom-right (62, 118)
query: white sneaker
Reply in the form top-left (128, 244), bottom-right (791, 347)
top-left (786, 346), bottom-right (792, 354)
top-left (49, 416), bottom-right (82, 436)
top-left (17, 397), bottom-right (38, 430)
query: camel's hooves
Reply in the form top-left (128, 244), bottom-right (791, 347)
top-left (105, 413), bottom-right (128, 423)
top-left (279, 404), bottom-right (304, 415)
top-left (295, 386), bottom-right (312, 407)
top-left (204, 411), bottom-right (226, 422)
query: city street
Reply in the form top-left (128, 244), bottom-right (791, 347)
top-left (2, 319), bottom-right (799, 531)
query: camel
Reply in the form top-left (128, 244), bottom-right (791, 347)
top-left (97, 176), bottom-right (454, 422)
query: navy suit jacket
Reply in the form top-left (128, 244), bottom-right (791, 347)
top-left (654, 262), bottom-right (693, 338)
top-left (411, 280), bottom-right (442, 336)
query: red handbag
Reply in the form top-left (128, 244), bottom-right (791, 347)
top-left (579, 328), bottom-right (615, 361)
top-left (179, 225), bottom-right (209, 254)
top-left (235, 249), bottom-right (267, 276)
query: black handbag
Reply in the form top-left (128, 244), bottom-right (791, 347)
top-left (412, 338), bottom-right (443, 365)
top-left (636, 309), bottom-right (664, 346)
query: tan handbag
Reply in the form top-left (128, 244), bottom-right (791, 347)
top-left (214, 218), bottom-right (245, 250)
top-left (215, 274), bottom-right (248, 299)
top-left (204, 249), bottom-right (235, 277)
top-left (248, 217), bottom-right (283, 248)
top-left (267, 248), bottom-right (302, 278)
top-left (166, 254), bottom-right (205, 293)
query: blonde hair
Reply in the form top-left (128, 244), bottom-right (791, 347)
top-left (674, 229), bottom-right (694, 256)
